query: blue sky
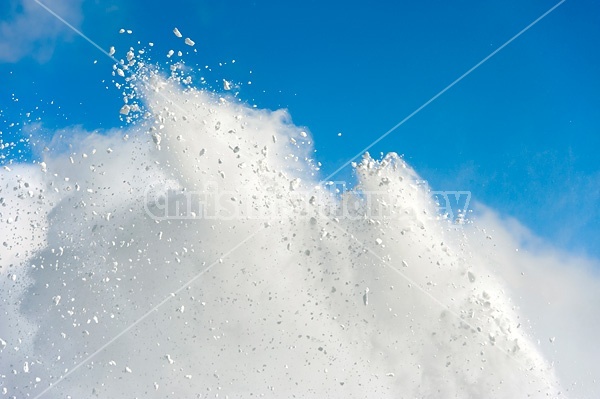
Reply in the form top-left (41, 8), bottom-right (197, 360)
top-left (1, 0), bottom-right (599, 257)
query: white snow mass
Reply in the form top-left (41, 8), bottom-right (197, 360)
top-left (1, 41), bottom-right (599, 399)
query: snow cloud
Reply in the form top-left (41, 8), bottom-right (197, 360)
top-left (0, 57), bottom-right (598, 397)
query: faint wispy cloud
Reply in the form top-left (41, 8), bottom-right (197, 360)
top-left (0, 0), bottom-right (83, 63)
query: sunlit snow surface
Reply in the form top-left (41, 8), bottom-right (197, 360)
top-left (0, 44), bottom-right (566, 398)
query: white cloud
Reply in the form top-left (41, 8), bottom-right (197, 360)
top-left (0, 0), bottom-right (83, 63)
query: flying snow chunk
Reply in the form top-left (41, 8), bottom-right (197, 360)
top-left (39, 162), bottom-right (47, 173)
top-left (152, 132), bottom-right (162, 147)
top-left (184, 38), bottom-right (195, 46)
top-left (120, 105), bottom-right (131, 115)
top-left (223, 79), bottom-right (232, 90)
top-left (108, 46), bottom-right (115, 56)
top-left (173, 27), bottom-right (182, 38)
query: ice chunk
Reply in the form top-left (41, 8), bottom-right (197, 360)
top-left (167, 50), bottom-right (174, 58)
top-left (108, 46), bottom-right (115, 56)
top-left (375, 238), bottom-right (383, 246)
top-left (39, 161), bottom-right (47, 173)
top-left (184, 38), bottom-right (195, 46)
top-left (151, 132), bottom-right (162, 147)
top-left (223, 79), bottom-right (231, 90)
top-left (120, 105), bottom-right (131, 115)
top-left (173, 28), bottom-right (182, 38)
top-left (290, 178), bottom-right (300, 191)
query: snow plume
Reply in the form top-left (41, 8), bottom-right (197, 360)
top-left (1, 70), bottom-right (596, 398)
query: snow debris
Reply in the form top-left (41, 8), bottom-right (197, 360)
top-left (468, 271), bottom-right (476, 282)
top-left (173, 27), bottom-right (182, 38)
top-left (290, 178), bottom-right (300, 191)
top-left (120, 105), bottom-right (131, 115)
top-left (108, 46), bottom-right (115, 56)
top-left (184, 38), bottom-right (195, 46)
top-left (152, 132), bottom-right (162, 148)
